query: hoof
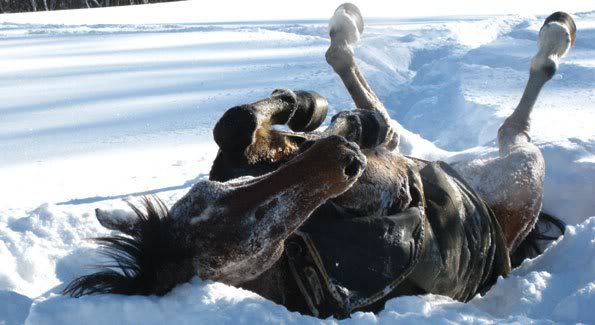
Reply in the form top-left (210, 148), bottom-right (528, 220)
top-left (329, 3), bottom-right (364, 45)
top-left (538, 12), bottom-right (576, 58)
top-left (287, 91), bottom-right (328, 132)
top-left (326, 109), bottom-right (389, 149)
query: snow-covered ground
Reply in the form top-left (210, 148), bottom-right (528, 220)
top-left (1, 2), bottom-right (594, 324)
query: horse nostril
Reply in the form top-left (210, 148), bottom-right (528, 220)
top-left (344, 157), bottom-right (361, 179)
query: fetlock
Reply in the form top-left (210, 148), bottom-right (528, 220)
top-left (325, 45), bottom-right (356, 73)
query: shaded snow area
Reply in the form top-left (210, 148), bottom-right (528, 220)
top-left (1, 3), bottom-right (594, 324)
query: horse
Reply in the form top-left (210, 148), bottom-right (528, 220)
top-left (64, 4), bottom-right (575, 319)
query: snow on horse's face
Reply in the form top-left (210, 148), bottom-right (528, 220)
top-left (168, 135), bottom-right (366, 285)
top-left (77, 135), bottom-right (367, 296)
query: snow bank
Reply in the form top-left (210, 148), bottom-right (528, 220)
top-left (0, 4), bottom-right (594, 325)
top-left (0, 291), bottom-right (32, 325)
top-left (470, 218), bottom-right (595, 324)
top-left (0, 203), bottom-right (106, 298)
top-left (19, 218), bottom-right (595, 324)
top-left (26, 281), bottom-right (318, 325)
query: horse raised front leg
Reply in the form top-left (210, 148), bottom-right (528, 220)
top-left (210, 89), bottom-right (329, 181)
top-left (213, 89), bottom-right (328, 152)
top-left (326, 3), bottom-right (399, 150)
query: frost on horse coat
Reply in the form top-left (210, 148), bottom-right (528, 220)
top-left (266, 161), bottom-right (510, 318)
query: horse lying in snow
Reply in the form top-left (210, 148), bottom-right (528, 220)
top-left (64, 4), bottom-right (575, 319)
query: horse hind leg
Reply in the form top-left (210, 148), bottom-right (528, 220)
top-left (499, 11), bottom-right (575, 157)
top-left (453, 12), bottom-right (575, 253)
top-left (455, 143), bottom-right (546, 253)
top-left (326, 3), bottom-right (399, 150)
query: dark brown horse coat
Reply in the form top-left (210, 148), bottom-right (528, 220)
top-left (229, 157), bottom-right (510, 319)
top-left (205, 86), bottom-right (511, 318)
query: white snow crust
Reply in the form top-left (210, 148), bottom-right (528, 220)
top-left (0, 2), bottom-right (594, 324)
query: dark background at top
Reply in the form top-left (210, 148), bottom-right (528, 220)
top-left (1, 0), bottom-right (183, 14)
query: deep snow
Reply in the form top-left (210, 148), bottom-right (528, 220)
top-left (0, 2), bottom-right (594, 324)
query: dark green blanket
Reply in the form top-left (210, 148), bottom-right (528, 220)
top-left (286, 161), bottom-right (511, 318)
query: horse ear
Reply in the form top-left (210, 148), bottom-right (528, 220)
top-left (95, 208), bottom-right (138, 236)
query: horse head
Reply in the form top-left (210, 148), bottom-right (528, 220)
top-left (64, 135), bottom-right (366, 297)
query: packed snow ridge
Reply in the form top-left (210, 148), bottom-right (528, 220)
top-left (0, 5), bottom-right (594, 325)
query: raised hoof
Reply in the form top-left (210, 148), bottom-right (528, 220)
top-left (329, 3), bottom-right (364, 45)
top-left (326, 109), bottom-right (390, 149)
top-left (538, 12), bottom-right (576, 58)
top-left (287, 91), bottom-right (328, 132)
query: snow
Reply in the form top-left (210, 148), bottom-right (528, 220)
top-left (0, 2), bottom-right (594, 324)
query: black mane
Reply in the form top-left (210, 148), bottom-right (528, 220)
top-left (63, 197), bottom-right (196, 297)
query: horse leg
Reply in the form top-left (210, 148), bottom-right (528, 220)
top-left (213, 89), bottom-right (329, 152)
top-left (210, 89), bottom-right (329, 181)
top-left (325, 3), bottom-right (399, 150)
top-left (453, 12), bottom-right (575, 253)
